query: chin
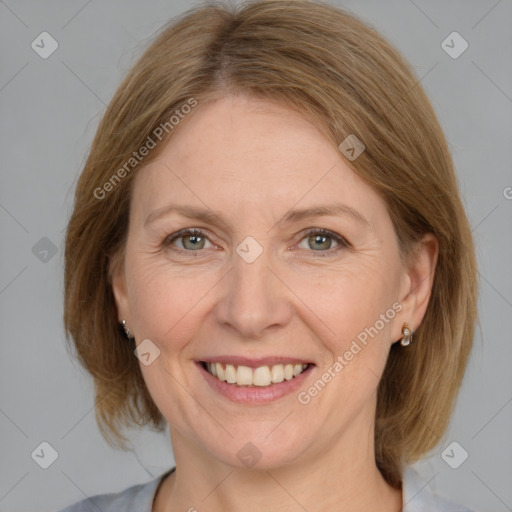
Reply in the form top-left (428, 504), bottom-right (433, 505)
top-left (195, 423), bottom-right (315, 471)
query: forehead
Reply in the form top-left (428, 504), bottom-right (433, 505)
top-left (132, 95), bottom-right (386, 227)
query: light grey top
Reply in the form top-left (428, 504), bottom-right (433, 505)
top-left (58, 466), bottom-right (477, 511)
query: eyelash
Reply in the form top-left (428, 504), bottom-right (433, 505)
top-left (162, 228), bottom-right (350, 257)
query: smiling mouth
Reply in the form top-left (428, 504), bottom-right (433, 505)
top-left (201, 361), bottom-right (310, 387)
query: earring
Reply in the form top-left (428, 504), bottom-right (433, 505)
top-left (122, 320), bottom-right (132, 340)
top-left (400, 322), bottom-right (412, 346)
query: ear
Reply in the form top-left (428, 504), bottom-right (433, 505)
top-left (395, 233), bottom-right (439, 340)
top-left (109, 249), bottom-right (131, 326)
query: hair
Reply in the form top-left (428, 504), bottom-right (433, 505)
top-left (64, 0), bottom-right (478, 488)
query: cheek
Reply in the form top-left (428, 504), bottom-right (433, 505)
top-left (126, 258), bottom-right (218, 351)
top-left (125, 238), bottom-right (401, 361)
top-left (303, 262), bottom-right (399, 345)
top-left (294, 259), bottom-right (400, 410)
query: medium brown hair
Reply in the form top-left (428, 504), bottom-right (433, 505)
top-left (64, 0), bottom-right (478, 488)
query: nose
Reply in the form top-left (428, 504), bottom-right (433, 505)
top-left (213, 246), bottom-right (292, 340)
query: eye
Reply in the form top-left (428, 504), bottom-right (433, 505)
top-left (164, 228), bottom-right (213, 251)
top-left (163, 227), bottom-right (349, 255)
top-left (296, 228), bottom-right (349, 254)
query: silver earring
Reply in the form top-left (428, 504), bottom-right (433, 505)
top-left (400, 322), bottom-right (412, 346)
top-left (122, 320), bottom-right (131, 340)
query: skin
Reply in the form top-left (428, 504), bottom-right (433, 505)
top-left (111, 94), bottom-right (438, 512)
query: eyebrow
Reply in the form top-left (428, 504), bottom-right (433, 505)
top-left (277, 204), bottom-right (369, 228)
top-left (144, 202), bottom-right (369, 230)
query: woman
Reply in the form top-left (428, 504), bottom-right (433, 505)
top-left (60, 1), bottom-right (478, 510)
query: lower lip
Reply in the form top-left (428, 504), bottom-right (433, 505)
top-left (197, 362), bottom-right (314, 404)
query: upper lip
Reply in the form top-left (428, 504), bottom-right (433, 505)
top-left (198, 356), bottom-right (314, 368)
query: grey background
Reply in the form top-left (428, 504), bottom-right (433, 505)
top-left (1, 0), bottom-right (511, 511)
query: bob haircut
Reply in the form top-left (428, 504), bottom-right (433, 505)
top-left (64, 0), bottom-right (478, 488)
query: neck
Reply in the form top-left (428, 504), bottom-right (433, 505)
top-left (153, 421), bottom-right (402, 512)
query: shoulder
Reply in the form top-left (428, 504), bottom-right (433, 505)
top-left (402, 466), bottom-right (478, 512)
top-left (57, 468), bottom-right (174, 512)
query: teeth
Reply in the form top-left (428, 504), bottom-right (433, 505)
top-left (271, 364), bottom-right (284, 383)
top-left (225, 364), bottom-right (237, 384)
top-left (293, 363), bottom-right (303, 376)
top-left (253, 366), bottom-right (272, 386)
top-left (205, 362), bottom-right (308, 387)
top-left (236, 365), bottom-right (253, 385)
top-left (215, 362), bottom-right (225, 381)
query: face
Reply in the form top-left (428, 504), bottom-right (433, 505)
top-left (112, 94), bottom-right (419, 470)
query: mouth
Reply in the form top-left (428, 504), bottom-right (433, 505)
top-left (196, 358), bottom-right (315, 404)
top-left (200, 361), bottom-right (310, 387)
